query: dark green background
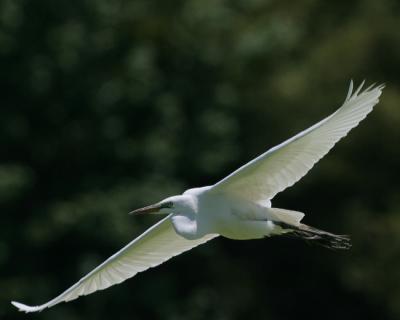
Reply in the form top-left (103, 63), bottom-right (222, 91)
top-left (2, 0), bottom-right (400, 319)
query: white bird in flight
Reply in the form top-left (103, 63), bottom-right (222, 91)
top-left (12, 81), bottom-right (384, 313)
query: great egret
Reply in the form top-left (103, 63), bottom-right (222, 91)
top-left (12, 81), bottom-right (384, 313)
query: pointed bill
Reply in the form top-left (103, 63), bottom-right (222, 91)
top-left (129, 203), bottom-right (163, 215)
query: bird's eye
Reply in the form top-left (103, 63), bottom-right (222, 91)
top-left (162, 201), bottom-right (173, 209)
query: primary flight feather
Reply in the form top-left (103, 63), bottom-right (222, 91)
top-left (12, 81), bottom-right (384, 312)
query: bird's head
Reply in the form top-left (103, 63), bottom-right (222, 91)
top-left (129, 195), bottom-right (194, 215)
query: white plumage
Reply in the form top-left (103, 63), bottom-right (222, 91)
top-left (12, 81), bottom-right (384, 313)
top-left (12, 216), bottom-right (217, 312)
top-left (213, 81), bottom-right (383, 201)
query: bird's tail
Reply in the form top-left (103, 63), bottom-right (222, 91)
top-left (277, 222), bottom-right (351, 250)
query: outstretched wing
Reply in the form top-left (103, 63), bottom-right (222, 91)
top-left (211, 82), bottom-right (384, 202)
top-left (12, 215), bottom-right (218, 313)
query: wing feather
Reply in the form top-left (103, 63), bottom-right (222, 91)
top-left (12, 215), bottom-right (217, 313)
top-left (211, 82), bottom-right (384, 202)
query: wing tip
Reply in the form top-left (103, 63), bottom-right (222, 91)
top-left (346, 80), bottom-right (385, 103)
top-left (11, 301), bottom-right (43, 313)
top-left (345, 79), bottom-right (354, 101)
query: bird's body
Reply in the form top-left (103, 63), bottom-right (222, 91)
top-left (12, 81), bottom-right (384, 313)
top-left (171, 186), bottom-right (279, 240)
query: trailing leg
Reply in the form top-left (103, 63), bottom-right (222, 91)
top-left (275, 221), bottom-right (351, 250)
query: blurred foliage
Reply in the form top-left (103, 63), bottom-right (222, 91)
top-left (1, 0), bottom-right (400, 319)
